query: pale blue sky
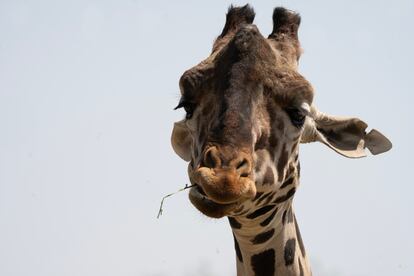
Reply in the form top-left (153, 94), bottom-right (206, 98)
top-left (0, 1), bottom-right (413, 275)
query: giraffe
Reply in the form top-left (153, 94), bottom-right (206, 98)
top-left (171, 5), bottom-right (392, 276)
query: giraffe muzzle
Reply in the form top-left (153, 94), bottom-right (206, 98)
top-left (189, 146), bottom-right (257, 205)
top-left (191, 167), bottom-right (256, 204)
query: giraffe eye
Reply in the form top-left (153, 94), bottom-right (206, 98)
top-left (285, 107), bottom-right (306, 128)
top-left (184, 104), bottom-right (195, 119)
top-left (175, 98), bottom-right (195, 119)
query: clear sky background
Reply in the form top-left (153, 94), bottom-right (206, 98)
top-left (0, 0), bottom-right (413, 275)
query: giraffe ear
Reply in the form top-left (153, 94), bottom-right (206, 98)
top-left (171, 119), bottom-right (192, 161)
top-left (301, 106), bottom-right (392, 158)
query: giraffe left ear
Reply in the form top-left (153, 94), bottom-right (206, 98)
top-left (171, 119), bottom-right (192, 161)
top-left (301, 106), bottom-right (392, 158)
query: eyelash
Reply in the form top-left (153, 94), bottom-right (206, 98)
top-left (175, 99), bottom-right (195, 119)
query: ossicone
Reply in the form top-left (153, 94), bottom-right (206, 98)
top-left (269, 7), bottom-right (301, 38)
top-left (219, 4), bottom-right (256, 38)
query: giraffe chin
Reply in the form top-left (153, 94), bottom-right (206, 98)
top-left (189, 185), bottom-right (239, 218)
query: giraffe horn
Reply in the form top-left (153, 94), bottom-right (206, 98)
top-left (268, 7), bottom-right (301, 41)
top-left (218, 4), bottom-right (255, 39)
top-left (268, 7), bottom-right (302, 64)
top-left (180, 5), bottom-right (255, 94)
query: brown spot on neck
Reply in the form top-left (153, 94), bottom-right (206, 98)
top-left (228, 217), bottom-right (242, 229)
top-left (280, 175), bottom-right (295, 189)
top-left (274, 187), bottom-right (296, 204)
top-left (255, 132), bottom-right (269, 150)
top-left (246, 205), bottom-right (276, 219)
top-left (251, 228), bottom-right (275, 244)
top-left (260, 208), bottom-right (278, 227)
top-left (253, 192), bottom-right (264, 201)
top-left (284, 238), bottom-right (296, 266)
top-left (251, 249), bottom-right (275, 276)
top-left (233, 234), bottom-right (243, 263)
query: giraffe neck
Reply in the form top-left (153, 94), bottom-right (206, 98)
top-left (229, 201), bottom-right (312, 276)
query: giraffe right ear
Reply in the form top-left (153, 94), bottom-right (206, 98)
top-left (171, 119), bottom-right (192, 161)
top-left (301, 106), bottom-right (392, 158)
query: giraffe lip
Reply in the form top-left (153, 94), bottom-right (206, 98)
top-left (189, 184), bottom-right (239, 218)
top-left (190, 184), bottom-right (217, 203)
top-left (192, 184), bottom-right (218, 203)
top-left (194, 183), bottom-right (207, 196)
top-left (193, 183), bottom-right (228, 204)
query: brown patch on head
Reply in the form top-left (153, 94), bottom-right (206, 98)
top-left (255, 132), bottom-right (269, 150)
top-left (263, 167), bottom-right (275, 185)
top-left (277, 144), bottom-right (288, 182)
top-left (254, 150), bottom-right (267, 171)
top-left (276, 118), bottom-right (285, 131)
top-left (268, 134), bottom-right (279, 160)
top-left (266, 101), bottom-right (279, 160)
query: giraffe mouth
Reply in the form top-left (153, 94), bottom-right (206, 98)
top-left (195, 184), bottom-right (209, 197)
top-left (189, 183), bottom-right (239, 218)
top-left (192, 183), bottom-right (217, 202)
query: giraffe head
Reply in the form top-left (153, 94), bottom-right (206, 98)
top-left (171, 5), bottom-right (392, 219)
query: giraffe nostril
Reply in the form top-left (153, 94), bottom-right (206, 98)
top-left (203, 147), bottom-right (221, 169)
top-left (236, 159), bottom-right (247, 170)
top-left (236, 158), bottom-right (250, 177)
top-left (204, 150), bottom-right (216, 168)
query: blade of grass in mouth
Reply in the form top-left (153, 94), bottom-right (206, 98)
top-left (157, 184), bottom-right (196, 219)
